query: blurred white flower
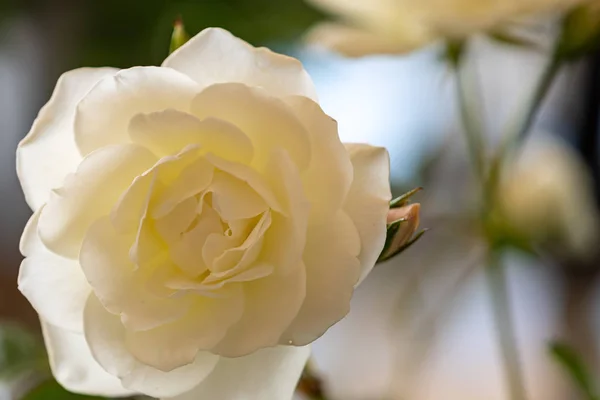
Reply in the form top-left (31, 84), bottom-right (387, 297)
top-left (306, 0), bottom-right (589, 56)
top-left (16, 28), bottom-right (391, 399)
top-left (498, 136), bottom-right (600, 261)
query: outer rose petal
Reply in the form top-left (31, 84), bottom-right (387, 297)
top-left (343, 144), bottom-right (391, 283)
top-left (18, 209), bottom-right (91, 332)
top-left (84, 295), bottom-right (219, 398)
top-left (283, 95), bottom-right (353, 221)
top-left (41, 321), bottom-right (135, 397)
top-left (162, 28), bottom-right (318, 101)
top-left (212, 264), bottom-right (306, 357)
top-left (17, 67), bottom-right (118, 211)
top-left (165, 346), bottom-right (310, 400)
top-left (305, 0), bottom-right (393, 24)
top-left (74, 66), bottom-right (200, 155)
top-left (280, 212), bottom-right (361, 346)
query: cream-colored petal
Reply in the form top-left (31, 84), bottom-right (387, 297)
top-left (305, 0), bottom-right (394, 25)
top-left (213, 264), bottom-right (306, 357)
top-left (80, 217), bottom-right (191, 331)
top-left (207, 211), bottom-right (271, 276)
top-left (41, 320), bottom-right (135, 397)
top-left (17, 68), bottom-right (118, 211)
top-left (209, 170), bottom-right (268, 221)
top-left (75, 66), bottom-right (199, 156)
top-left (284, 95), bottom-right (353, 221)
top-left (129, 109), bottom-right (254, 163)
top-left (191, 83), bottom-right (311, 171)
top-left (153, 197), bottom-right (198, 245)
top-left (306, 22), bottom-right (427, 57)
top-left (18, 209), bottom-right (90, 332)
top-left (280, 212), bottom-right (361, 346)
top-left (205, 153), bottom-right (283, 214)
top-left (343, 144), bottom-right (391, 283)
top-left (262, 150), bottom-right (310, 274)
top-left (38, 144), bottom-right (157, 259)
top-left (169, 202), bottom-right (222, 277)
top-left (165, 346), bottom-right (310, 400)
top-left (125, 285), bottom-right (244, 371)
top-left (152, 156), bottom-right (214, 218)
top-left (163, 28), bottom-right (317, 101)
top-left (19, 207), bottom-right (43, 257)
top-left (84, 295), bottom-right (219, 398)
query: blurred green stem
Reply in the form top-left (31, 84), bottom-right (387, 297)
top-left (455, 56), bottom-right (487, 188)
top-left (495, 47), bottom-right (562, 167)
top-left (486, 249), bottom-right (528, 400)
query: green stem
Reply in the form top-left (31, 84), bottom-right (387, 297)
top-left (496, 50), bottom-right (562, 165)
top-left (486, 249), bottom-right (528, 400)
top-left (455, 59), bottom-right (487, 187)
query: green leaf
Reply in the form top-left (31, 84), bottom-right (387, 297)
top-left (22, 379), bottom-right (107, 400)
top-left (169, 16), bottom-right (190, 54)
top-left (0, 323), bottom-right (48, 381)
top-left (549, 341), bottom-right (599, 400)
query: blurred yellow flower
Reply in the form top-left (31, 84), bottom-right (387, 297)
top-left (497, 136), bottom-right (600, 261)
top-left (306, 0), bottom-right (589, 56)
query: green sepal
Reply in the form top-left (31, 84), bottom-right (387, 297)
top-left (390, 187), bottom-right (422, 209)
top-left (378, 228), bottom-right (428, 263)
top-left (549, 341), bottom-right (599, 400)
top-left (487, 30), bottom-right (541, 51)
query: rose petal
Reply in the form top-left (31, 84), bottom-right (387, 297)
top-left (305, 0), bottom-right (393, 24)
top-left (191, 83), bottom-right (311, 171)
top-left (18, 209), bottom-right (91, 332)
top-left (164, 346), bottom-right (310, 400)
top-left (125, 285), bottom-right (244, 371)
top-left (84, 295), bottom-right (219, 397)
top-left (284, 95), bottom-right (353, 221)
top-left (306, 22), bottom-right (426, 57)
top-left (41, 320), bottom-right (135, 397)
top-left (205, 153), bottom-right (284, 214)
top-left (80, 217), bottom-right (191, 331)
top-left (280, 212), bottom-right (361, 346)
top-left (152, 156), bottom-right (214, 218)
top-left (213, 264), bottom-right (306, 357)
top-left (75, 66), bottom-right (199, 156)
top-left (38, 144), bottom-right (158, 259)
top-left (262, 150), bottom-right (310, 274)
top-left (129, 109), bottom-right (254, 163)
top-left (343, 144), bottom-right (391, 283)
top-left (168, 202), bottom-right (222, 277)
top-left (162, 28), bottom-right (317, 101)
top-left (208, 170), bottom-right (268, 222)
top-left (17, 67), bottom-right (118, 211)
top-left (206, 211), bottom-right (271, 276)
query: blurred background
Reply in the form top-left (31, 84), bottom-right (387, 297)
top-left (1, 1), bottom-right (600, 399)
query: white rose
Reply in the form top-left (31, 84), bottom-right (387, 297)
top-left (305, 0), bottom-right (589, 57)
top-left (16, 28), bottom-right (391, 399)
top-left (498, 136), bottom-right (600, 261)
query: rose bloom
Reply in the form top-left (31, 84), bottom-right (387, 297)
top-left (498, 136), bottom-right (600, 261)
top-left (17, 28), bottom-right (391, 399)
top-left (306, 0), bottom-right (589, 56)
